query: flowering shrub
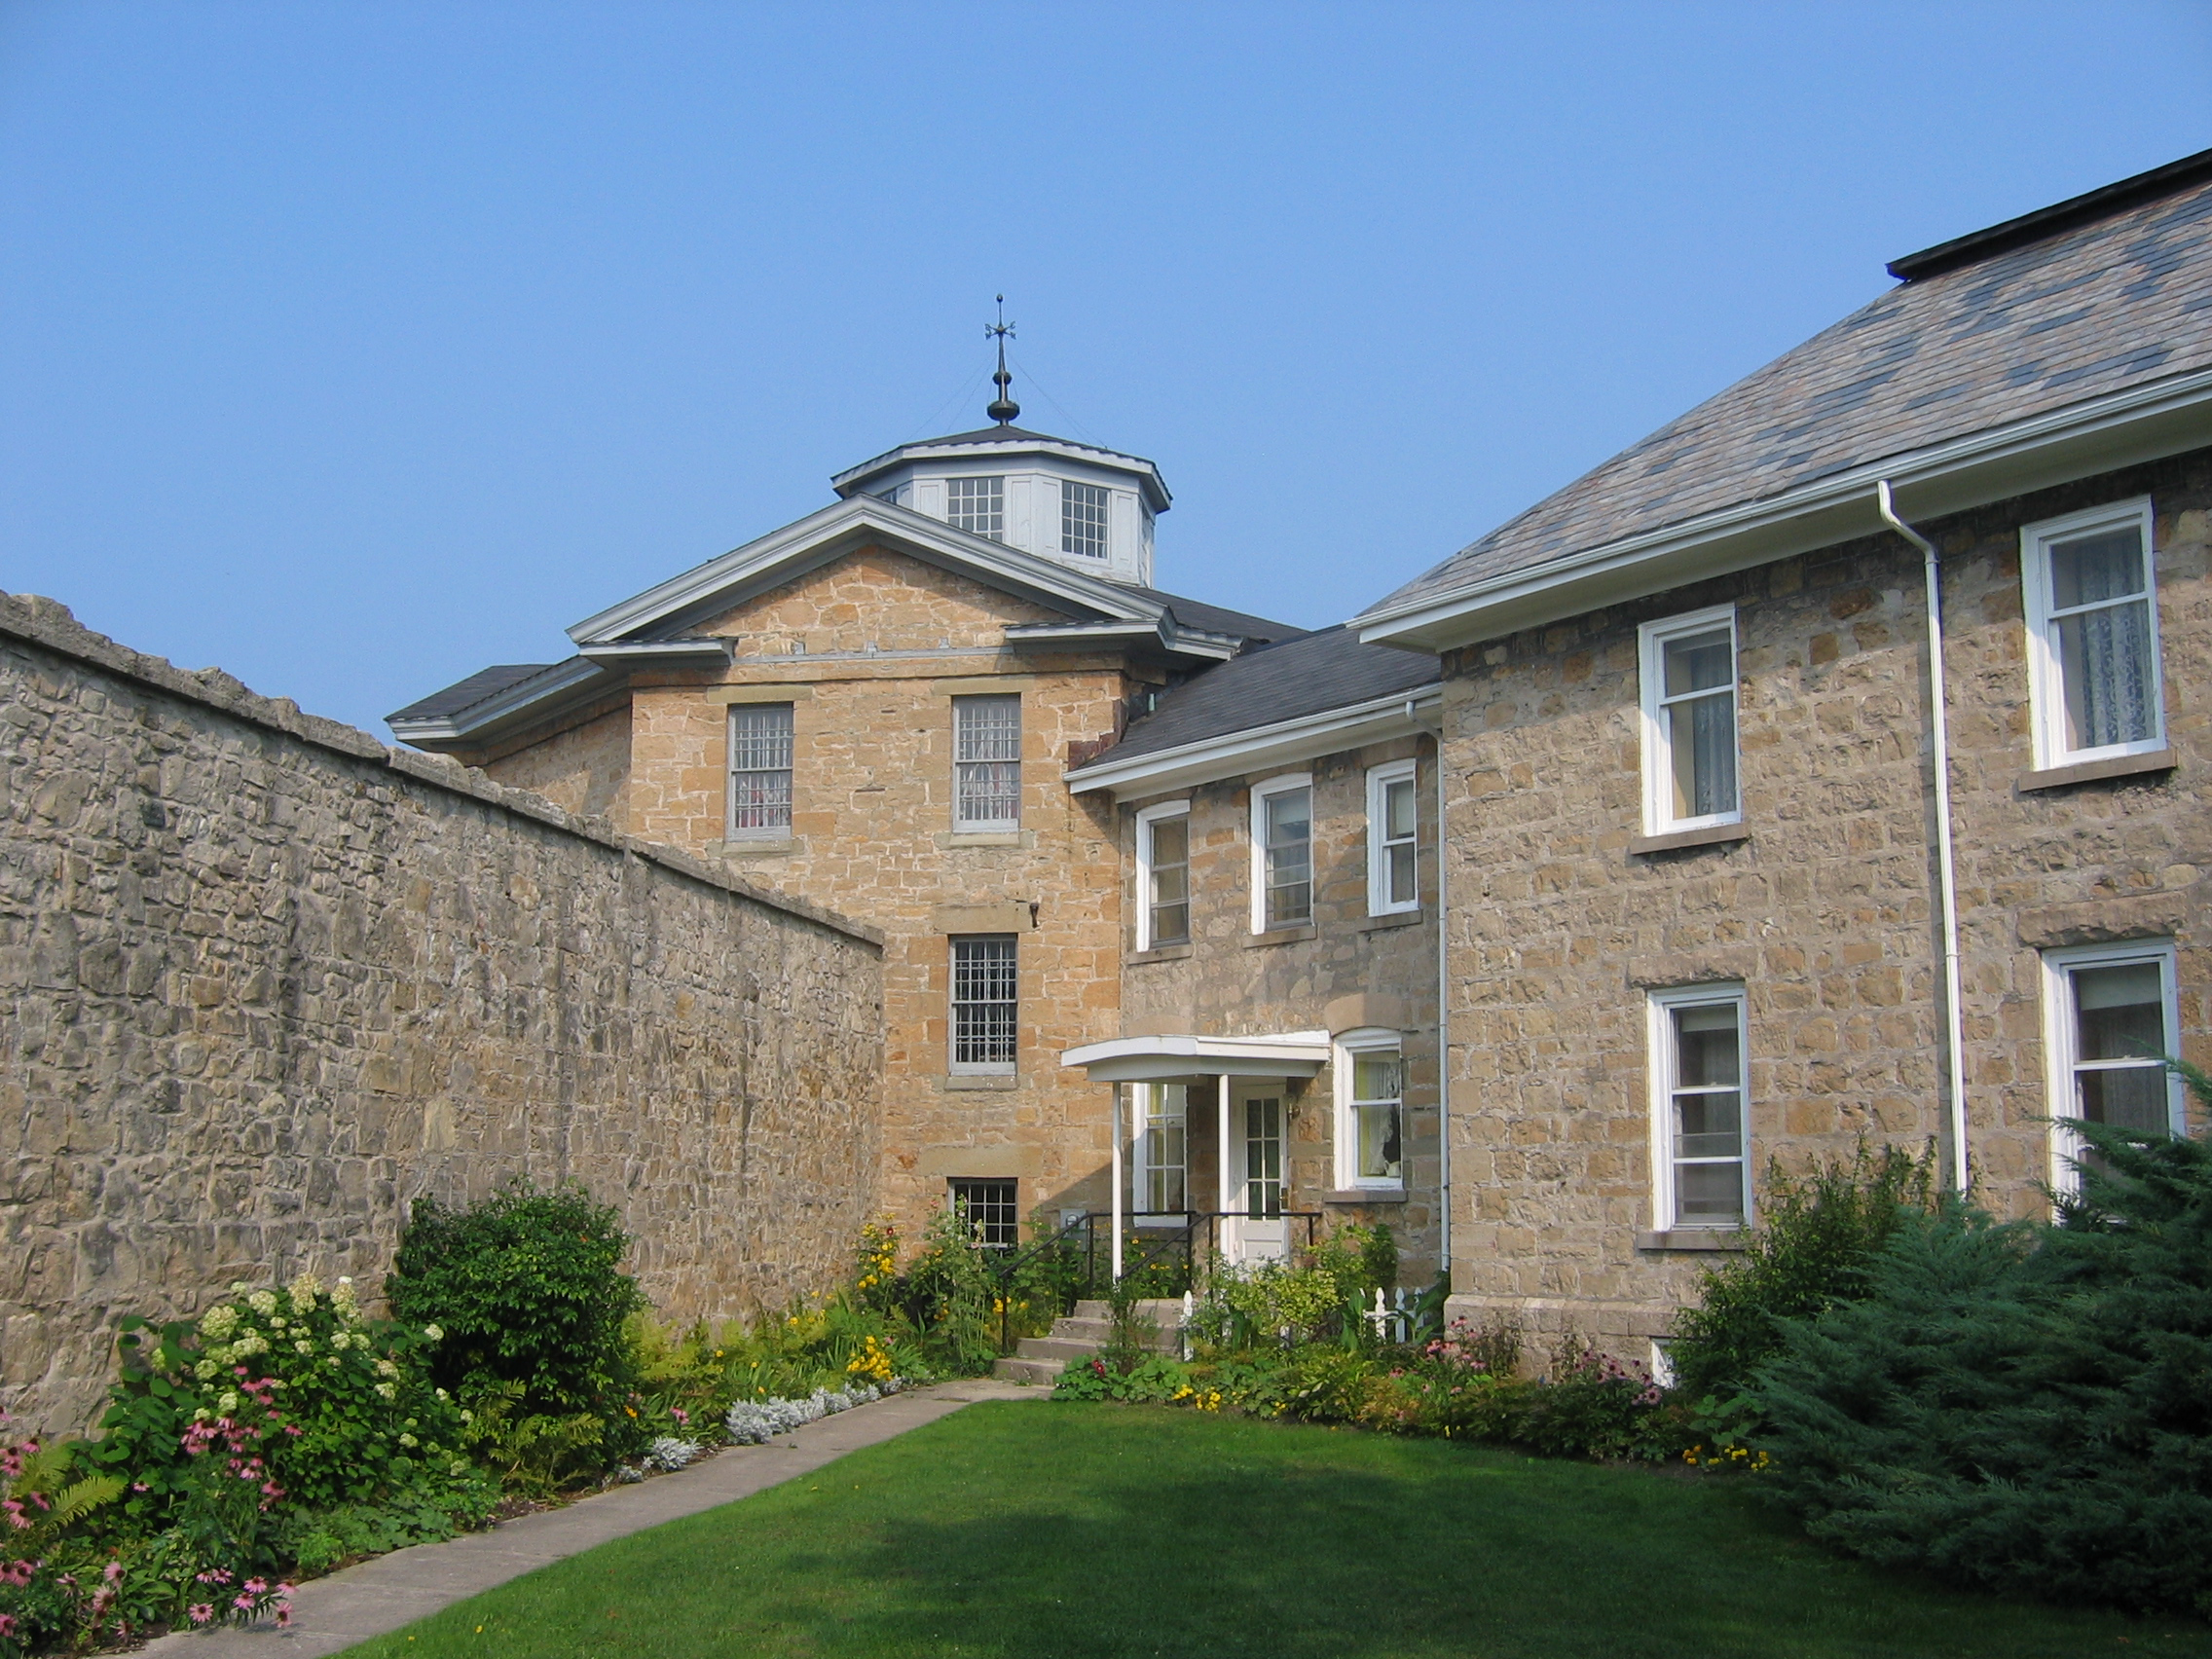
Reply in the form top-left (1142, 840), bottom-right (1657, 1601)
top-left (87, 1274), bottom-right (481, 1524)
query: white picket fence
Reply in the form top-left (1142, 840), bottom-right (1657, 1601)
top-left (1364, 1287), bottom-right (1418, 1345)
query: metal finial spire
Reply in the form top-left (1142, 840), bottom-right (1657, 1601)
top-left (984, 295), bottom-right (1020, 425)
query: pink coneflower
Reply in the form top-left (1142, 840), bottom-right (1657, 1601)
top-left (0, 1611), bottom-right (19, 1638)
top-left (276, 1604), bottom-right (293, 1629)
top-left (188, 1604), bottom-right (214, 1626)
top-left (234, 1594), bottom-right (256, 1611)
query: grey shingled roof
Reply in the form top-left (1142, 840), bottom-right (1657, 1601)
top-left (1366, 166), bottom-right (2212, 621)
top-left (1128, 586), bottom-right (1306, 645)
top-left (1098, 625), bottom-right (1437, 765)
top-left (387, 661), bottom-right (572, 723)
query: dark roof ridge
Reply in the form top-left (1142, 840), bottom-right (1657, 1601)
top-left (1888, 147), bottom-right (2212, 282)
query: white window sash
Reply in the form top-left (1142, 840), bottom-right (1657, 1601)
top-left (948, 935), bottom-right (1018, 1073)
top-left (2039, 940), bottom-right (2183, 1202)
top-left (1638, 605), bottom-right (1741, 835)
top-left (1134, 800), bottom-right (1191, 951)
top-left (1334, 1029), bottom-right (1407, 1191)
top-left (1366, 760), bottom-right (1419, 916)
top-left (2021, 498), bottom-right (2165, 768)
top-left (1248, 773), bottom-right (1313, 935)
top-left (1646, 985), bottom-right (1751, 1231)
top-left (726, 704), bottom-right (794, 838)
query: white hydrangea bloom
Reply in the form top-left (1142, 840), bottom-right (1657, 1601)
top-left (247, 1290), bottom-right (279, 1317)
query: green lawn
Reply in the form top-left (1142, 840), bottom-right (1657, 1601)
top-left (350, 1403), bottom-right (2210, 1659)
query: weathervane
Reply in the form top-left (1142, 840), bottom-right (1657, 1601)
top-left (984, 295), bottom-right (1020, 425)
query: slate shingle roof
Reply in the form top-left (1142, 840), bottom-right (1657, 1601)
top-left (1095, 626), bottom-right (1438, 766)
top-left (387, 661), bottom-right (586, 724)
top-left (1128, 586), bottom-right (1306, 645)
top-left (1365, 164), bottom-right (2212, 621)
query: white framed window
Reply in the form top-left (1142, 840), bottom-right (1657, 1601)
top-left (726, 703), bottom-right (794, 838)
top-left (1135, 800), bottom-right (1191, 950)
top-left (946, 475), bottom-right (1006, 540)
top-left (1335, 1030), bottom-right (1405, 1189)
top-left (949, 935), bottom-right (1017, 1073)
top-left (1366, 760), bottom-right (1419, 915)
top-left (2022, 498), bottom-right (2165, 768)
top-left (1647, 984), bottom-right (1750, 1230)
top-left (1062, 481), bottom-right (1110, 560)
top-left (2041, 940), bottom-right (2182, 1198)
top-left (952, 694), bottom-right (1021, 830)
top-left (1249, 773), bottom-right (1312, 933)
top-left (1131, 1083), bottom-right (1189, 1217)
top-left (1638, 606), bottom-right (1740, 834)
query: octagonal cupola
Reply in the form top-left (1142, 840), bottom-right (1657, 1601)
top-left (830, 330), bottom-right (1169, 586)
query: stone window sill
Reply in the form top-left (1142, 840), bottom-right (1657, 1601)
top-left (1628, 823), bottom-right (1750, 857)
top-left (1636, 1228), bottom-right (1747, 1253)
top-left (712, 837), bottom-right (796, 858)
top-left (1358, 909), bottom-right (1423, 932)
top-left (940, 830), bottom-right (1032, 849)
top-left (1323, 1188), bottom-right (1407, 1205)
top-left (1124, 942), bottom-right (1192, 966)
top-left (944, 1073), bottom-right (1019, 1091)
top-left (1244, 925), bottom-right (1317, 949)
top-left (2016, 747), bottom-right (2176, 793)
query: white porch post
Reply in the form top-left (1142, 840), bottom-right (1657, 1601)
top-left (1216, 1072), bottom-right (1234, 1257)
top-left (1110, 1084), bottom-right (1124, 1282)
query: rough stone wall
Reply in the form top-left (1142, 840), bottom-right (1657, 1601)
top-left (1436, 449), bottom-right (2209, 1350)
top-left (484, 546), bottom-right (1131, 1243)
top-left (476, 702), bottom-right (632, 823)
top-left (1117, 737), bottom-right (1443, 1276)
top-left (0, 595), bottom-right (884, 1437)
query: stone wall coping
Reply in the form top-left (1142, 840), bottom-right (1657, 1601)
top-left (0, 591), bottom-right (882, 949)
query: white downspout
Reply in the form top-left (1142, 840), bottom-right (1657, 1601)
top-left (1431, 727), bottom-right (1452, 1285)
top-left (1877, 479), bottom-right (1970, 1195)
top-left (1217, 1072), bottom-right (1234, 1254)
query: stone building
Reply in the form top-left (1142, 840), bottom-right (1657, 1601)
top-left (392, 151), bottom-right (2212, 1354)
top-left (1355, 150), bottom-right (2212, 1359)
top-left (389, 411), bottom-right (1315, 1252)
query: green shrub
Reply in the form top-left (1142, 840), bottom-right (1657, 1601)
top-left (1668, 1140), bottom-right (1936, 1401)
top-left (1754, 1091), bottom-right (2212, 1616)
top-left (387, 1181), bottom-right (648, 1429)
top-left (1051, 1354), bottom-right (1192, 1403)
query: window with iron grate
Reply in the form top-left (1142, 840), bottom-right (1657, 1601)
top-left (948, 1177), bottom-right (1018, 1247)
top-left (953, 695), bottom-right (1021, 830)
top-left (726, 703), bottom-right (793, 837)
top-left (950, 935), bottom-right (1017, 1073)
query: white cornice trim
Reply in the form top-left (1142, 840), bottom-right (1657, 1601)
top-left (387, 658), bottom-right (611, 745)
top-left (1004, 619), bottom-right (1242, 661)
top-left (568, 497), bottom-right (1170, 646)
top-left (832, 433), bottom-right (1171, 510)
top-left (1066, 685), bottom-right (1443, 800)
top-left (1359, 365), bottom-right (2212, 652)
top-left (577, 639), bottom-right (734, 667)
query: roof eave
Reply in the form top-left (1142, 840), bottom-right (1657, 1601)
top-left (1003, 619), bottom-right (1241, 662)
top-left (1360, 366), bottom-right (2212, 654)
top-left (387, 658), bottom-right (614, 749)
top-left (831, 434), bottom-right (1172, 512)
top-left (568, 498), bottom-right (1168, 646)
top-left (1065, 684), bottom-right (1443, 801)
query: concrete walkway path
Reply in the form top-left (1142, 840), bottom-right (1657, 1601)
top-left (142, 1380), bottom-right (1045, 1659)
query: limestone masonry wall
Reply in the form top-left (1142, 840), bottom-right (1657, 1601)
top-left (0, 594), bottom-right (884, 1437)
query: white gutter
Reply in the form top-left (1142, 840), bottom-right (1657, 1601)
top-left (1360, 365), bottom-right (2212, 651)
top-left (1877, 480), bottom-right (1971, 1197)
top-left (1065, 685), bottom-right (1444, 799)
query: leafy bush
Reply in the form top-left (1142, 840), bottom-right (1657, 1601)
top-left (1754, 1096), bottom-right (2212, 1616)
top-left (1668, 1141), bottom-right (1936, 1401)
top-left (387, 1181), bottom-right (648, 1430)
top-left (1051, 1354), bottom-right (1192, 1403)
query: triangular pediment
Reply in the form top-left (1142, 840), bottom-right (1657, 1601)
top-left (568, 498), bottom-right (1165, 648)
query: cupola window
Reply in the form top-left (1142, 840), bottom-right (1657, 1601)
top-left (946, 476), bottom-right (1005, 541)
top-left (1062, 481), bottom-right (1110, 560)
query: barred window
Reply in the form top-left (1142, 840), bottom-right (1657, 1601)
top-left (950, 935), bottom-right (1017, 1072)
top-left (946, 476), bottom-right (1005, 541)
top-left (948, 1177), bottom-right (1018, 1248)
top-left (727, 703), bottom-right (793, 837)
top-left (1062, 481), bottom-right (1110, 560)
top-left (953, 695), bottom-right (1021, 830)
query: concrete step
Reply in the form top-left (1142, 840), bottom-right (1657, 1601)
top-left (993, 1354), bottom-right (1065, 1385)
top-left (1070, 1299), bottom-right (1186, 1323)
top-left (1017, 1336), bottom-right (1107, 1361)
top-left (1050, 1316), bottom-right (1112, 1343)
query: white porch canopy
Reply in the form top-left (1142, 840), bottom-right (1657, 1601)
top-left (1061, 1031), bottom-right (1331, 1279)
top-left (1058, 1030), bottom-right (1331, 1083)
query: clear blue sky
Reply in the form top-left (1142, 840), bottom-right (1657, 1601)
top-left (4, 2), bottom-right (2208, 736)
